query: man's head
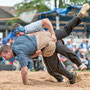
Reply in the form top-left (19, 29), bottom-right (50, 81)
top-left (11, 23), bottom-right (25, 37)
top-left (0, 45), bottom-right (14, 60)
top-left (83, 39), bottom-right (86, 43)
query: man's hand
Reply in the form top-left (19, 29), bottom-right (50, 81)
top-left (36, 50), bottom-right (41, 54)
top-left (32, 50), bottom-right (42, 58)
top-left (51, 34), bottom-right (57, 42)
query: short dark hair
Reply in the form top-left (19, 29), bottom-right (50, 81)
top-left (10, 23), bottom-right (21, 32)
top-left (0, 45), bottom-right (12, 55)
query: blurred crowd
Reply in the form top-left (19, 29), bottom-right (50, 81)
top-left (58, 38), bottom-right (90, 71)
top-left (0, 38), bottom-right (90, 72)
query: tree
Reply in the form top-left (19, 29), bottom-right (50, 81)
top-left (7, 0), bottom-right (89, 24)
top-left (69, 0), bottom-right (90, 5)
top-left (58, 0), bottom-right (90, 8)
top-left (15, 0), bottom-right (51, 16)
top-left (15, 0), bottom-right (90, 16)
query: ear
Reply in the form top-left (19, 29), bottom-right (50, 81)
top-left (1, 52), bottom-right (4, 56)
top-left (1, 52), bottom-right (6, 57)
top-left (8, 49), bottom-right (12, 53)
top-left (9, 49), bottom-right (14, 56)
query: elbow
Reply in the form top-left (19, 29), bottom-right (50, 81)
top-left (43, 18), bottom-right (50, 22)
top-left (42, 18), bottom-right (50, 25)
top-left (43, 18), bottom-right (49, 22)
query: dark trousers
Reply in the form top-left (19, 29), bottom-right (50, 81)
top-left (55, 16), bottom-right (81, 40)
top-left (43, 16), bottom-right (82, 81)
top-left (55, 16), bottom-right (82, 66)
top-left (43, 52), bottom-right (73, 81)
top-left (56, 40), bottom-right (82, 67)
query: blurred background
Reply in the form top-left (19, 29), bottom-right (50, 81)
top-left (0, 0), bottom-right (89, 71)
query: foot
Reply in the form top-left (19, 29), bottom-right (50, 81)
top-left (78, 3), bottom-right (90, 18)
top-left (57, 78), bottom-right (66, 82)
top-left (61, 79), bottom-right (66, 82)
top-left (79, 64), bottom-right (87, 71)
top-left (69, 72), bottom-right (77, 84)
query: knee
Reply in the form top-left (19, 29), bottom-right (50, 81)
top-left (64, 27), bottom-right (71, 35)
top-left (48, 71), bottom-right (54, 76)
top-left (42, 18), bottom-right (50, 25)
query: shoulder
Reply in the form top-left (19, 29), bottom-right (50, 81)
top-left (25, 20), bottom-right (42, 28)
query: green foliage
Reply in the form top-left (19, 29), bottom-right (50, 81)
top-left (6, 18), bottom-right (27, 26)
top-left (59, 0), bottom-right (67, 8)
top-left (70, 0), bottom-right (90, 5)
top-left (14, 0), bottom-right (90, 15)
top-left (8, 0), bottom-right (89, 24)
top-left (58, 0), bottom-right (90, 8)
top-left (15, 0), bottom-right (51, 16)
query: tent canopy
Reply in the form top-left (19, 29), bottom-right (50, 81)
top-left (2, 5), bottom-right (84, 44)
top-left (39, 5), bottom-right (82, 16)
top-left (2, 32), bottom-right (15, 45)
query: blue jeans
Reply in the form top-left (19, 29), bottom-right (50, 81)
top-left (28, 59), bottom-right (32, 70)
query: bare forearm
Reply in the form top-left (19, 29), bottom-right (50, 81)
top-left (32, 50), bottom-right (41, 58)
top-left (21, 66), bottom-right (28, 85)
top-left (31, 53), bottom-right (39, 58)
top-left (21, 71), bottom-right (28, 85)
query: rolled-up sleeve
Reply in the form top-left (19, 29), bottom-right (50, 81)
top-left (24, 20), bottom-right (44, 33)
top-left (17, 54), bottom-right (28, 68)
top-left (12, 47), bottom-right (28, 68)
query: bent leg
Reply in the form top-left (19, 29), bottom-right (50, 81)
top-left (43, 52), bottom-right (73, 80)
top-left (43, 58), bottom-right (64, 82)
top-left (55, 16), bottom-right (81, 40)
top-left (56, 40), bottom-right (82, 67)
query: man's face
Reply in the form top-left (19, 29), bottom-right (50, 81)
top-left (83, 39), bottom-right (86, 43)
top-left (15, 31), bottom-right (24, 37)
top-left (1, 50), bottom-right (13, 60)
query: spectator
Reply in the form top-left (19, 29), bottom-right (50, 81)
top-left (66, 40), bottom-right (72, 49)
top-left (0, 41), bottom-right (2, 47)
top-left (6, 57), bottom-right (20, 70)
top-left (7, 39), bottom-right (14, 45)
top-left (38, 55), bottom-right (47, 71)
top-left (85, 47), bottom-right (90, 60)
top-left (80, 39), bottom-right (89, 52)
top-left (85, 48), bottom-right (90, 70)
top-left (0, 56), bottom-right (5, 64)
top-left (32, 56), bottom-right (41, 71)
top-left (75, 32), bottom-right (78, 37)
top-left (27, 58), bottom-right (33, 71)
top-left (77, 49), bottom-right (88, 65)
top-left (82, 32), bottom-right (86, 38)
top-left (70, 38), bottom-right (77, 50)
top-left (58, 54), bottom-right (78, 71)
top-left (75, 47), bottom-right (81, 55)
top-left (7, 57), bottom-right (15, 65)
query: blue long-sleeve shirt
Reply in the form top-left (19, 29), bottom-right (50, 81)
top-left (12, 35), bottom-right (37, 68)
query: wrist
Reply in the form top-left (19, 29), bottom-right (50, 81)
top-left (51, 32), bottom-right (55, 35)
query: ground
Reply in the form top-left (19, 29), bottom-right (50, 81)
top-left (0, 71), bottom-right (90, 90)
